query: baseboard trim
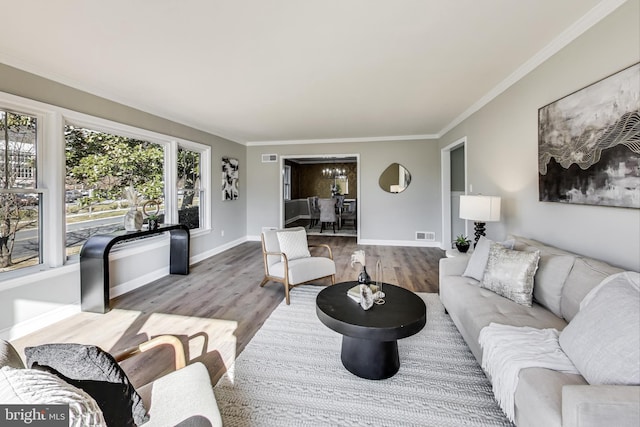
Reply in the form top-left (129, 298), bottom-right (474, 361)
top-left (358, 239), bottom-right (442, 248)
top-left (190, 236), bottom-right (249, 264)
top-left (0, 303), bottom-right (80, 341)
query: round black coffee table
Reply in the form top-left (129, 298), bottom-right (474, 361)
top-left (316, 281), bottom-right (426, 380)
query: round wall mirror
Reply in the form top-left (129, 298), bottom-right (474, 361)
top-left (379, 163), bottom-right (411, 193)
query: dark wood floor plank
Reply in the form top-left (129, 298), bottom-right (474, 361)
top-left (12, 236), bottom-right (445, 386)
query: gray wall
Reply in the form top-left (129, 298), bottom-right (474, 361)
top-left (0, 64), bottom-right (247, 338)
top-left (246, 140), bottom-right (442, 244)
top-left (439, 0), bottom-right (640, 270)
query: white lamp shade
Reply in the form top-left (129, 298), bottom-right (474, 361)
top-left (459, 195), bottom-right (501, 222)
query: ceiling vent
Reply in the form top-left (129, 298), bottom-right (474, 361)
top-left (262, 153), bottom-right (278, 163)
top-left (416, 231), bottom-right (435, 241)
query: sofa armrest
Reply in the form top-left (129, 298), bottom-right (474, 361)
top-left (439, 256), bottom-right (470, 278)
top-left (114, 335), bottom-right (186, 370)
top-left (562, 385), bottom-right (640, 427)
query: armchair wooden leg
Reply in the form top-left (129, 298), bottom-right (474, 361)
top-left (331, 275), bottom-right (335, 285)
top-left (259, 277), bottom-right (269, 287)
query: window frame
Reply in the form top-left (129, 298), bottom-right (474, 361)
top-left (0, 90), bottom-right (211, 284)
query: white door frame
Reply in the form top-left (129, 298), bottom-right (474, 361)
top-left (279, 154), bottom-right (361, 241)
top-left (440, 137), bottom-right (467, 250)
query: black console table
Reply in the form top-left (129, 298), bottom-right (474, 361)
top-left (80, 224), bottom-right (190, 313)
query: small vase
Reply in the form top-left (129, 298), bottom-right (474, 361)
top-left (358, 266), bottom-right (371, 285)
top-left (124, 208), bottom-right (143, 231)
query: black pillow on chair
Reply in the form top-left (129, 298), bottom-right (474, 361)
top-left (25, 343), bottom-right (149, 427)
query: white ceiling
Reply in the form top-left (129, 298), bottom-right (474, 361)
top-left (0, 0), bottom-right (626, 145)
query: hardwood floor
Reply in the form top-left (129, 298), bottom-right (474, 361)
top-left (12, 236), bottom-right (445, 388)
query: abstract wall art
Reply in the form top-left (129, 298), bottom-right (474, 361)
top-left (222, 156), bottom-right (239, 201)
top-left (538, 62), bottom-right (639, 209)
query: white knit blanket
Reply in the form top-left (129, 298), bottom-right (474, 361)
top-left (478, 323), bottom-right (580, 422)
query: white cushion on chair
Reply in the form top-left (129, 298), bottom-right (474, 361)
top-left (276, 229), bottom-right (311, 261)
top-left (269, 257), bottom-right (336, 285)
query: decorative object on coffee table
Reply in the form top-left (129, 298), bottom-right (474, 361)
top-left (351, 250), bottom-right (371, 284)
top-left (459, 195), bottom-right (501, 246)
top-left (455, 234), bottom-right (472, 253)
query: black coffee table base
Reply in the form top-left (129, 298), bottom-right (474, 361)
top-left (341, 336), bottom-right (399, 380)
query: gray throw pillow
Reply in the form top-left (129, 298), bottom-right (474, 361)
top-left (480, 243), bottom-right (540, 306)
top-left (25, 343), bottom-right (148, 427)
top-left (559, 272), bottom-right (640, 385)
top-left (462, 236), bottom-right (515, 281)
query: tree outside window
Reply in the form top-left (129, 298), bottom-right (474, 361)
top-left (177, 147), bottom-right (201, 229)
top-left (64, 125), bottom-right (164, 256)
top-left (0, 110), bottom-right (40, 272)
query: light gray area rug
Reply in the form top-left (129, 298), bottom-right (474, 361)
top-left (214, 286), bottom-right (512, 427)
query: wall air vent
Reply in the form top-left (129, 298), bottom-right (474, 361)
top-left (262, 154), bottom-right (278, 163)
top-left (416, 231), bottom-right (435, 241)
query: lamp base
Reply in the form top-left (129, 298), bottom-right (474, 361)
top-left (473, 222), bottom-right (486, 247)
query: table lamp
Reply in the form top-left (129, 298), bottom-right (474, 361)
top-left (459, 195), bottom-right (501, 246)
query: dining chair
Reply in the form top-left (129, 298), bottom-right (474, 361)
top-left (306, 196), bottom-right (320, 229)
top-left (318, 198), bottom-right (338, 233)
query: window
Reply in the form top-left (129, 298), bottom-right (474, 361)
top-left (283, 165), bottom-right (291, 201)
top-left (177, 147), bottom-right (202, 229)
top-left (0, 91), bottom-right (212, 280)
top-left (64, 125), bottom-right (165, 256)
top-left (0, 110), bottom-right (42, 273)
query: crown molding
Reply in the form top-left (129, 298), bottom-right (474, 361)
top-left (438, 0), bottom-right (629, 137)
top-left (245, 134), bottom-right (439, 146)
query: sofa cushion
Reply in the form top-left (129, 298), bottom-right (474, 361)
top-left (144, 362), bottom-right (222, 427)
top-left (514, 367), bottom-right (587, 427)
top-left (0, 366), bottom-right (107, 426)
top-left (462, 236), bottom-right (515, 281)
top-left (559, 272), bottom-right (640, 385)
top-left (277, 228), bottom-right (311, 261)
top-left (0, 340), bottom-right (24, 369)
top-left (25, 343), bottom-right (148, 427)
top-left (561, 257), bottom-right (624, 321)
top-left (481, 243), bottom-right (540, 306)
top-left (510, 236), bottom-right (576, 318)
top-left (440, 279), bottom-right (567, 363)
top-left (530, 252), bottom-right (575, 318)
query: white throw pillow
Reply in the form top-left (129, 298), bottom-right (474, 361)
top-left (276, 229), bottom-right (311, 261)
top-left (463, 236), bottom-right (515, 281)
top-left (0, 366), bottom-right (107, 427)
top-left (480, 243), bottom-right (540, 306)
top-left (559, 272), bottom-right (640, 385)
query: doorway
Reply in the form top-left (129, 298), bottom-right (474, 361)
top-left (440, 137), bottom-right (467, 250)
top-left (280, 154), bottom-right (360, 239)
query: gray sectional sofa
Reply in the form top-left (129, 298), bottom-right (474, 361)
top-left (439, 235), bottom-right (640, 427)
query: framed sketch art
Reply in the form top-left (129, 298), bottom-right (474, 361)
top-left (222, 157), bottom-right (239, 200)
top-left (538, 62), bottom-right (639, 209)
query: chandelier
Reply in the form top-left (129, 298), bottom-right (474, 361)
top-left (322, 167), bottom-right (346, 179)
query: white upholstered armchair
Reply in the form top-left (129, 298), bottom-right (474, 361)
top-left (260, 227), bottom-right (336, 304)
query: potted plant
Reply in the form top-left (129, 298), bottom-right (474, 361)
top-left (455, 234), bottom-right (471, 253)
